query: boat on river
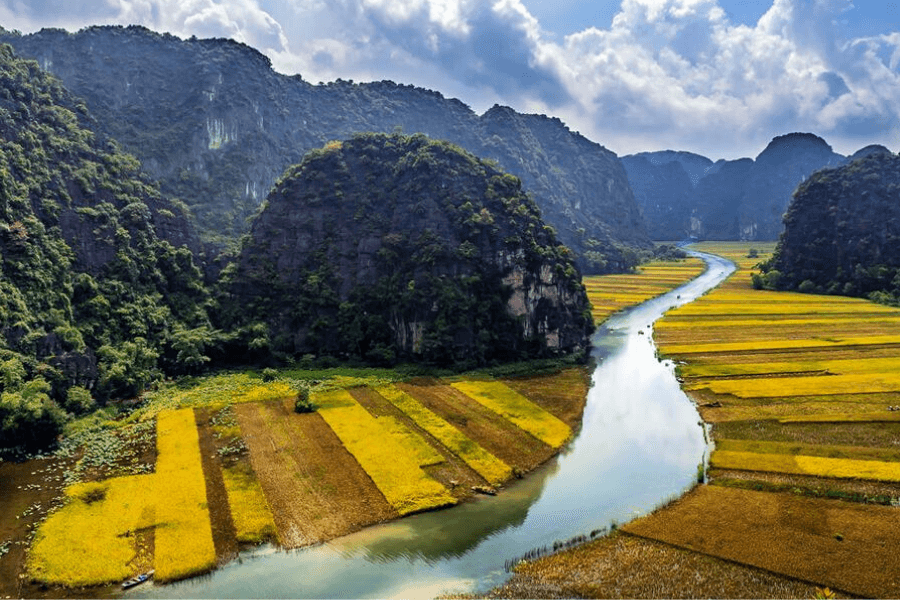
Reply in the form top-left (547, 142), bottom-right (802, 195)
top-left (122, 570), bottom-right (154, 589)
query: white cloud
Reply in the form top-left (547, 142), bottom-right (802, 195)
top-left (0, 0), bottom-right (898, 157)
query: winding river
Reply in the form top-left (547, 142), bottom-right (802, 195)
top-left (137, 251), bottom-right (736, 599)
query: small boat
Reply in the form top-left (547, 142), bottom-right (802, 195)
top-left (122, 570), bottom-right (154, 589)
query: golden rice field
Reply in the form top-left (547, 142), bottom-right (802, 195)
top-left (24, 371), bottom-right (585, 588)
top-left (583, 257), bottom-right (705, 323)
top-left (27, 408), bottom-right (216, 586)
top-left (657, 242), bottom-right (900, 490)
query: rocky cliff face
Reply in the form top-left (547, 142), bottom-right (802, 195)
top-left (223, 134), bottom-right (593, 367)
top-left (3, 25), bottom-right (650, 273)
top-left (767, 152), bottom-right (900, 301)
top-left (622, 134), bottom-right (852, 240)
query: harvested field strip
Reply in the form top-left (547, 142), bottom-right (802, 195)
top-left (697, 402), bottom-right (894, 423)
top-left (502, 368), bottom-right (591, 429)
top-left (779, 412), bottom-right (900, 423)
top-left (689, 371), bottom-right (900, 398)
top-left (623, 485), bottom-right (900, 598)
top-left (716, 438), bottom-right (900, 462)
top-left (314, 389), bottom-right (456, 515)
top-left (377, 385), bottom-right (512, 486)
top-left (221, 461), bottom-right (277, 544)
top-left (682, 356), bottom-right (900, 378)
top-left (451, 381), bottom-right (571, 448)
top-left (661, 335), bottom-right (900, 355)
top-left (235, 400), bottom-right (396, 548)
top-left (27, 408), bottom-right (217, 586)
top-left (396, 382), bottom-right (553, 471)
top-left (710, 450), bottom-right (900, 482)
top-left (153, 409), bottom-right (217, 582)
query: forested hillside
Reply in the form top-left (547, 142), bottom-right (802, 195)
top-left (761, 151), bottom-right (900, 303)
top-left (2, 25), bottom-right (650, 274)
top-left (222, 133), bottom-right (594, 369)
top-left (0, 44), bottom-right (212, 449)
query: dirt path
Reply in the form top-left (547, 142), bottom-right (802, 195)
top-left (623, 485), bottom-right (899, 598)
top-left (235, 399), bottom-right (396, 548)
top-left (194, 407), bottom-right (239, 564)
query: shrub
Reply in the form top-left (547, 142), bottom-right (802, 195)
top-left (64, 386), bottom-right (96, 415)
top-left (294, 388), bottom-right (315, 413)
top-left (261, 367), bottom-right (277, 382)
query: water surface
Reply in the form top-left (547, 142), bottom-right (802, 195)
top-left (137, 251), bottom-right (735, 599)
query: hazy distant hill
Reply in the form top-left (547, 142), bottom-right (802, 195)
top-left (764, 151), bottom-right (900, 302)
top-left (622, 133), bottom-right (853, 240)
top-left (221, 133), bottom-right (593, 367)
top-left (2, 25), bottom-right (649, 274)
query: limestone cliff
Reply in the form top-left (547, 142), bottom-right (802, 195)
top-left (2, 25), bottom-right (650, 273)
top-left (223, 134), bottom-right (593, 367)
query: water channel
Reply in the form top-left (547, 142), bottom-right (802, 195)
top-left (137, 251), bottom-right (736, 599)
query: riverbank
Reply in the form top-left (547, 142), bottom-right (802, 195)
top-left (494, 242), bottom-right (900, 598)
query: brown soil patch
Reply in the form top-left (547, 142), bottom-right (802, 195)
top-left (194, 407), bottom-right (239, 564)
top-left (489, 531), bottom-right (828, 599)
top-left (398, 381), bottom-right (554, 472)
top-left (503, 368), bottom-right (591, 430)
top-left (710, 469), bottom-right (900, 502)
top-left (0, 458), bottom-right (70, 598)
top-left (714, 419), bottom-right (900, 448)
top-left (235, 400), bottom-right (396, 548)
top-left (623, 485), bottom-right (900, 598)
top-left (349, 387), bottom-right (486, 495)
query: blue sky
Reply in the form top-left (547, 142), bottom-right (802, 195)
top-left (1, 0), bottom-right (899, 159)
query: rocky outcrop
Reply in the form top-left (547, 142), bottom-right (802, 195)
top-left (223, 134), bottom-right (593, 367)
top-left (2, 25), bottom-right (650, 273)
top-left (767, 151), bottom-right (900, 300)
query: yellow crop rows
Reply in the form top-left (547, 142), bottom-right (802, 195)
top-left (377, 384), bottom-right (512, 485)
top-left (221, 461), bottom-right (278, 544)
top-left (313, 388), bottom-right (457, 515)
top-left (656, 241), bottom-right (900, 486)
top-left (153, 409), bottom-right (217, 581)
top-left (583, 257), bottom-right (705, 323)
top-left (451, 380), bottom-right (571, 448)
top-left (27, 408), bottom-right (216, 586)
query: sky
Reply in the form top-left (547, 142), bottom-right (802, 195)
top-left (0, 0), bottom-right (899, 159)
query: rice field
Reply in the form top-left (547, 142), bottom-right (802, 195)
top-left (656, 242), bottom-right (900, 490)
top-left (24, 364), bottom-right (593, 590)
top-left (583, 257), bottom-right (705, 323)
top-left (27, 408), bottom-right (217, 586)
top-left (450, 380), bottom-right (572, 448)
top-left (376, 384), bottom-right (512, 485)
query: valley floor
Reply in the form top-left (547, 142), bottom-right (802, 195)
top-left (496, 242), bottom-right (900, 598)
top-left (1, 367), bottom-right (590, 597)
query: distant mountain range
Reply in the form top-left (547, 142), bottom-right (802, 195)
top-left (621, 134), bottom-right (890, 241)
top-left (1, 25), bottom-right (649, 274)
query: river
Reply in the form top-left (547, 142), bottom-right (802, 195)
top-left (136, 251), bottom-right (735, 599)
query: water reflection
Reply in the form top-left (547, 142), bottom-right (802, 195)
top-left (137, 252), bottom-right (735, 599)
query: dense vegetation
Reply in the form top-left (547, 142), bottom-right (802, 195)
top-left (0, 44), bottom-right (214, 451)
top-left (222, 133), bottom-right (593, 369)
top-left (758, 151), bottom-right (900, 304)
top-left (1, 25), bottom-right (649, 274)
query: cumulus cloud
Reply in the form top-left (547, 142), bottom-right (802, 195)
top-left (0, 0), bottom-right (898, 156)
